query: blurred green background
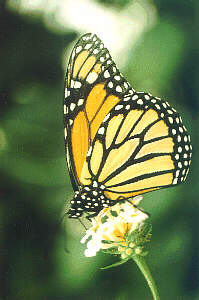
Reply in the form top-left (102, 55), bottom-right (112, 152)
top-left (1, 0), bottom-right (198, 299)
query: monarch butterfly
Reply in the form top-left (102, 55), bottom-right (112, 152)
top-left (64, 33), bottom-right (192, 219)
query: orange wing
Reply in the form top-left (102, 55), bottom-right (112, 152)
top-left (64, 33), bottom-right (133, 190)
top-left (80, 92), bottom-right (192, 200)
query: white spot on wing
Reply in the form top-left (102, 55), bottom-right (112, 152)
top-left (114, 75), bottom-right (121, 81)
top-left (178, 162), bottom-right (182, 168)
top-left (168, 110), bottom-right (173, 114)
top-left (71, 79), bottom-right (74, 88)
top-left (178, 146), bottom-right (182, 153)
top-left (132, 95), bottom-right (138, 100)
top-left (185, 145), bottom-right (189, 151)
top-left (65, 87), bottom-right (70, 98)
top-left (98, 127), bottom-right (105, 135)
top-left (124, 82), bottom-right (128, 89)
top-left (76, 46), bottom-right (82, 53)
top-left (70, 103), bottom-right (76, 111)
top-left (175, 154), bottom-right (179, 160)
top-left (74, 81), bottom-right (82, 88)
top-left (124, 96), bottom-right (130, 102)
top-left (78, 98), bottom-right (84, 106)
top-left (104, 70), bottom-right (110, 78)
top-left (168, 117), bottom-right (173, 124)
top-left (93, 181), bottom-right (98, 187)
top-left (172, 129), bottom-right (176, 135)
top-left (116, 85), bottom-right (122, 93)
top-left (103, 113), bottom-right (110, 122)
top-left (108, 82), bottom-right (113, 88)
top-left (87, 146), bottom-right (92, 157)
top-left (155, 104), bottom-right (160, 110)
top-left (115, 104), bottom-right (123, 110)
top-left (177, 135), bottom-right (181, 142)
top-left (137, 99), bottom-right (143, 105)
top-left (162, 102), bottom-right (167, 108)
top-left (85, 43), bottom-right (92, 49)
top-left (87, 72), bottom-right (98, 84)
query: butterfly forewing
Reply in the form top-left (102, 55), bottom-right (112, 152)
top-left (81, 92), bottom-right (192, 200)
top-left (64, 33), bottom-right (133, 189)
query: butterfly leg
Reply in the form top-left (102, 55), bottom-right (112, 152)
top-left (126, 199), bottom-right (150, 217)
top-left (78, 218), bottom-right (88, 230)
top-left (86, 212), bottom-right (99, 221)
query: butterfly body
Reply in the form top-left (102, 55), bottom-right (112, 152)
top-left (64, 33), bottom-right (192, 219)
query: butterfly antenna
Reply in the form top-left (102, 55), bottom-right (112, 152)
top-left (78, 218), bottom-right (88, 230)
top-left (60, 212), bottom-right (70, 253)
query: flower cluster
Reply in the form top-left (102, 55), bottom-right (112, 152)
top-left (81, 196), bottom-right (151, 260)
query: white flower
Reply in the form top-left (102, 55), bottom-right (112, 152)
top-left (81, 196), bottom-right (150, 258)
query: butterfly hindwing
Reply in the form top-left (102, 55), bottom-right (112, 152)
top-left (64, 33), bottom-right (134, 189)
top-left (80, 92), bottom-right (192, 200)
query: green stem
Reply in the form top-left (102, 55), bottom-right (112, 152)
top-left (132, 256), bottom-right (160, 300)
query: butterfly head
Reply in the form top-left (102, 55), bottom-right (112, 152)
top-left (67, 181), bottom-right (115, 218)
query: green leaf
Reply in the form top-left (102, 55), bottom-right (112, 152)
top-left (110, 210), bottom-right (118, 217)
